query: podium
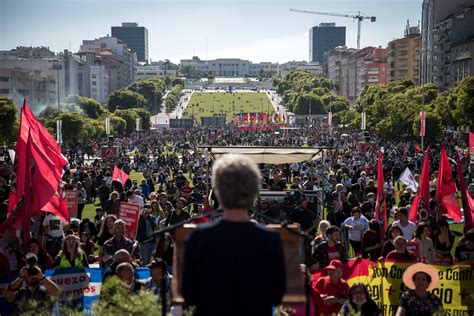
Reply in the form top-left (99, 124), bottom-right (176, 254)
top-left (172, 224), bottom-right (306, 305)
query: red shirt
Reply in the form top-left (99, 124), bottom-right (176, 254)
top-left (312, 276), bottom-right (349, 315)
top-left (327, 246), bottom-right (340, 261)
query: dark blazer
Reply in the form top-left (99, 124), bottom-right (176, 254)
top-left (182, 220), bottom-right (286, 316)
top-left (136, 214), bottom-right (157, 243)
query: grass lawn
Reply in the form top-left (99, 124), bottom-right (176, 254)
top-left (181, 92), bottom-right (275, 123)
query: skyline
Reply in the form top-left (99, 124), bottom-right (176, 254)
top-left (1, 0), bottom-right (422, 63)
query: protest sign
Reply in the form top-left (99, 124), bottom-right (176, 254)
top-left (405, 241), bottom-right (420, 259)
top-left (119, 202), bottom-right (140, 239)
top-left (0, 268), bottom-right (150, 315)
top-left (65, 190), bottom-right (78, 218)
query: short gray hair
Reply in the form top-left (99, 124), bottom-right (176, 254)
top-left (212, 154), bottom-right (261, 210)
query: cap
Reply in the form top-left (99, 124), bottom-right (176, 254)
top-left (326, 259), bottom-right (343, 270)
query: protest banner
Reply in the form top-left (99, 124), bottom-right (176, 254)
top-left (0, 268), bottom-right (150, 315)
top-left (311, 259), bottom-right (474, 316)
top-left (118, 202), bottom-right (140, 239)
top-left (65, 190), bottom-right (78, 218)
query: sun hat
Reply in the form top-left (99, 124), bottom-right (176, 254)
top-left (402, 262), bottom-right (439, 291)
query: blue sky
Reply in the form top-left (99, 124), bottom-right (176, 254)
top-left (1, 0), bottom-right (422, 63)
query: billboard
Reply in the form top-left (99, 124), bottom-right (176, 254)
top-left (169, 119), bottom-right (194, 129)
top-left (201, 116), bottom-right (226, 127)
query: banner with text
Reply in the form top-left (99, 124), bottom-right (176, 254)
top-left (65, 190), bottom-right (78, 218)
top-left (0, 267), bottom-right (151, 315)
top-left (311, 259), bottom-right (474, 316)
top-left (119, 202), bottom-right (140, 239)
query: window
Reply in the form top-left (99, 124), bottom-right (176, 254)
top-left (0, 89), bottom-right (10, 94)
top-left (0, 77), bottom-right (9, 82)
top-left (92, 88), bottom-right (97, 92)
top-left (92, 75), bottom-right (97, 79)
top-left (92, 81), bottom-right (97, 85)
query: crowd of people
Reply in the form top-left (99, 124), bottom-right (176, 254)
top-left (0, 123), bottom-right (473, 315)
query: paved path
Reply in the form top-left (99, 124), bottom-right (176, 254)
top-left (150, 90), bottom-right (193, 125)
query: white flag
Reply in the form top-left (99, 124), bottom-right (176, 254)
top-left (400, 167), bottom-right (418, 192)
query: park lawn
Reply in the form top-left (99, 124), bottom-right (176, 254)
top-left (82, 170), bottom-right (144, 220)
top-left (181, 92), bottom-right (275, 123)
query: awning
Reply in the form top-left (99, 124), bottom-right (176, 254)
top-left (204, 146), bottom-right (332, 164)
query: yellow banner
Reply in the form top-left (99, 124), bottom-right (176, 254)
top-left (347, 262), bottom-right (474, 316)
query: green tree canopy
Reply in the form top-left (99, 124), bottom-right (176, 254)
top-left (79, 97), bottom-right (106, 119)
top-left (107, 89), bottom-right (147, 112)
top-left (0, 97), bottom-right (18, 145)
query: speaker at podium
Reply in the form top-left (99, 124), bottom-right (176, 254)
top-left (172, 224), bottom-right (306, 305)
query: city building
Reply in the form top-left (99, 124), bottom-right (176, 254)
top-left (323, 46), bottom-right (357, 94)
top-left (387, 22), bottom-right (421, 84)
top-left (78, 36), bottom-right (137, 93)
top-left (324, 46), bottom-right (387, 104)
top-left (432, 5), bottom-right (474, 88)
top-left (280, 61), bottom-right (323, 78)
top-left (309, 23), bottom-right (346, 64)
top-left (179, 56), bottom-right (279, 77)
top-left (136, 64), bottom-right (177, 80)
top-left (111, 22), bottom-right (149, 63)
top-left (0, 47), bottom-right (87, 113)
top-left (421, 0), bottom-right (473, 85)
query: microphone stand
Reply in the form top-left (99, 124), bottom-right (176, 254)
top-left (151, 209), bottom-right (222, 316)
top-left (252, 209), bottom-right (313, 316)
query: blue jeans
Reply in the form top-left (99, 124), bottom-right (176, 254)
top-left (139, 240), bottom-right (157, 266)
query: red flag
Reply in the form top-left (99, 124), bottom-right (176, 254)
top-left (112, 165), bottom-right (129, 185)
top-left (375, 151), bottom-right (387, 237)
top-left (0, 128), bottom-right (33, 243)
top-left (409, 146), bottom-right (431, 223)
top-left (5, 99), bottom-right (68, 227)
top-left (436, 147), bottom-right (462, 222)
top-left (455, 151), bottom-right (473, 229)
top-left (22, 101), bottom-right (67, 218)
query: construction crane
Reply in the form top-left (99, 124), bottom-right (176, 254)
top-left (290, 8), bottom-right (376, 49)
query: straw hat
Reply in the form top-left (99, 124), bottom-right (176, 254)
top-left (402, 263), bottom-right (439, 291)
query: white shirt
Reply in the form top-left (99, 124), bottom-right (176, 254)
top-left (129, 194), bottom-right (145, 209)
top-left (392, 220), bottom-right (416, 239)
top-left (42, 213), bottom-right (64, 238)
top-left (342, 216), bottom-right (369, 241)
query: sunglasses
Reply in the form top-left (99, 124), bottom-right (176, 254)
top-left (66, 239), bottom-right (77, 244)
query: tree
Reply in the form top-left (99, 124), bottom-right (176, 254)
top-left (132, 108), bottom-right (151, 131)
top-left (172, 78), bottom-right (185, 87)
top-left (109, 115), bottom-right (126, 136)
top-left (321, 95), bottom-right (350, 113)
top-left (54, 112), bottom-right (85, 142)
top-left (293, 94), bottom-right (326, 115)
top-left (127, 80), bottom-right (163, 109)
top-left (79, 97), bottom-right (106, 119)
top-left (115, 109), bottom-right (138, 135)
top-left (450, 77), bottom-right (474, 128)
top-left (412, 110), bottom-right (443, 143)
top-left (0, 97), bottom-right (18, 145)
top-left (107, 89), bottom-right (147, 112)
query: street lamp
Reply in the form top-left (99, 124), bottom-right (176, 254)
top-left (53, 60), bottom-right (62, 144)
